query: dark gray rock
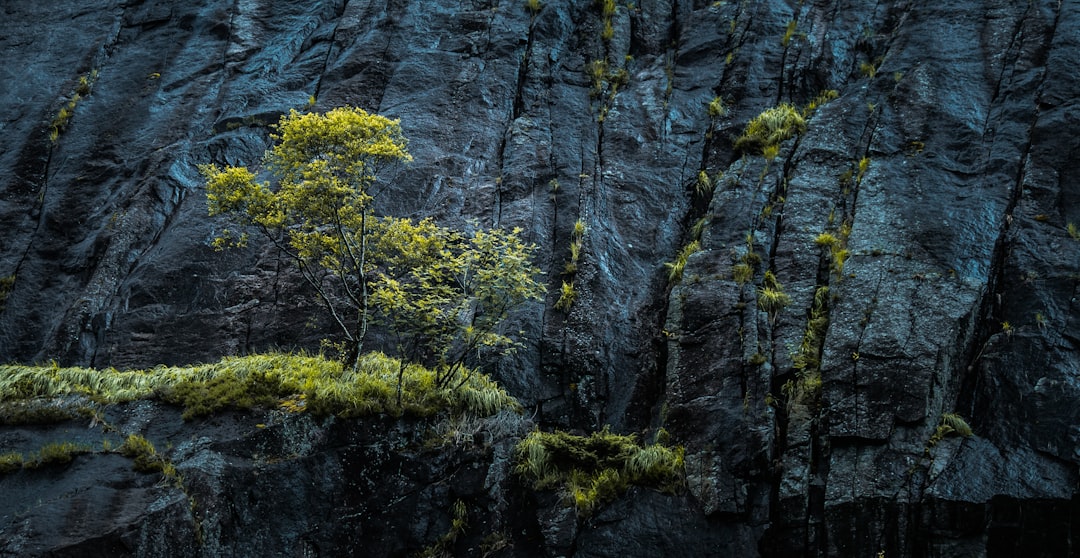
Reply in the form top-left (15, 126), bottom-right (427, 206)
top-left (2, 0), bottom-right (1079, 555)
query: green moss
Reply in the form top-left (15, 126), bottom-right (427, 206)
top-left (514, 427), bottom-right (684, 517)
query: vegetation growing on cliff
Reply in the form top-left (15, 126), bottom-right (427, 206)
top-left (514, 428), bottom-right (684, 517)
top-left (201, 107), bottom-right (544, 387)
top-left (0, 352), bottom-right (520, 419)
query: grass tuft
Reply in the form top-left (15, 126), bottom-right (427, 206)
top-left (514, 427), bottom-right (684, 517)
top-left (0, 352), bottom-right (520, 421)
top-left (734, 103), bottom-right (806, 155)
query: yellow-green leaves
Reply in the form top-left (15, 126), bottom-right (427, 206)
top-left (202, 107), bottom-right (543, 393)
top-left (734, 103), bottom-right (807, 155)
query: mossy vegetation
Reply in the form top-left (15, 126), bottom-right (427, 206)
top-left (49, 69), bottom-right (98, 144)
top-left (514, 428), bottom-right (684, 517)
top-left (21, 442), bottom-right (93, 470)
top-left (555, 280), bottom-right (578, 312)
top-left (927, 413), bottom-right (973, 450)
top-left (784, 286), bottom-right (830, 409)
top-left (734, 103), bottom-right (806, 156)
top-left (417, 499), bottom-right (468, 558)
top-left (707, 96), bottom-right (728, 119)
top-left (665, 240), bottom-right (701, 284)
top-left (757, 270), bottom-right (791, 321)
top-left (0, 352), bottom-right (520, 420)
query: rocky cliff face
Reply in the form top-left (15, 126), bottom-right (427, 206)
top-left (2, 0), bottom-right (1078, 556)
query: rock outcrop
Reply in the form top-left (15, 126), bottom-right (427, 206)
top-left (2, 0), bottom-right (1078, 555)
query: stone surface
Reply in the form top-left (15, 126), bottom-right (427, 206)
top-left (1, 0), bottom-right (1079, 556)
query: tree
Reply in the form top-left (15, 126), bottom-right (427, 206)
top-left (369, 218), bottom-right (545, 391)
top-left (201, 107), bottom-right (544, 384)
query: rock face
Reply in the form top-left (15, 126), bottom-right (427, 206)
top-left (1, 0), bottom-right (1079, 556)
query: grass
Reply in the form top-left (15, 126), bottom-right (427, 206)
top-left (514, 428), bottom-right (684, 517)
top-left (757, 271), bottom-right (791, 319)
top-left (555, 280), bottom-right (577, 311)
top-left (927, 413), bottom-right (974, 449)
top-left (24, 442), bottom-right (93, 469)
top-left (707, 96), bottom-right (727, 119)
top-left (0, 351), bottom-right (521, 420)
top-left (665, 240), bottom-right (701, 283)
top-left (694, 170), bottom-right (714, 197)
top-left (734, 103), bottom-right (806, 155)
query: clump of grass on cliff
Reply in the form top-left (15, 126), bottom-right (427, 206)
top-left (734, 103), bottom-right (807, 156)
top-left (0, 352), bottom-right (519, 420)
top-left (514, 428), bottom-right (684, 517)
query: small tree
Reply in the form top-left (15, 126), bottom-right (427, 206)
top-left (202, 107), bottom-right (544, 383)
top-left (369, 218), bottom-right (545, 391)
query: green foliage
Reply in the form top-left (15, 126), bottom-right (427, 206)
top-left (732, 262), bottom-right (754, 285)
top-left (787, 286), bottom-right (830, 410)
top-left (0, 452), bottom-right (24, 474)
top-left (0, 274), bottom-right (14, 313)
top-left (0, 352), bottom-right (520, 420)
top-left (49, 70), bottom-right (98, 144)
top-left (781, 20), bottom-right (797, 47)
top-left (757, 270), bottom-right (791, 320)
top-left (707, 96), bottom-right (727, 119)
top-left (554, 281), bottom-right (577, 312)
top-left (928, 413), bottom-right (974, 448)
top-left (1067, 222), bottom-right (1079, 241)
top-left (418, 500), bottom-right (469, 558)
top-left (690, 217), bottom-right (709, 242)
top-left (202, 106), bottom-right (411, 360)
top-left (525, 0), bottom-right (542, 13)
top-left (202, 108), bottom-right (543, 383)
top-left (25, 442), bottom-right (92, 469)
top-left (859, 59), bottom-right (878, 78)
top-left (694, 170), bottom-right (714, 197)
top-left (665, 240), bottom-right (701, 283)
top-left (734, 103), bottom-right (806, 155)
top-left (941, 413), bottom-right (973, 437)
top-left (369, 219), bottom-right (545, 388)
top-left (801, 89), bottom-right (839, 118)
top-left (514, 428), bottom-right (684, 517)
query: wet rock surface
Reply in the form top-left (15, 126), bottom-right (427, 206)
top-left (2, 0), bottom-right (1079, 555)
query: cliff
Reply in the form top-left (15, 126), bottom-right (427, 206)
top-left (1, 0), bottom-right (1078, 556)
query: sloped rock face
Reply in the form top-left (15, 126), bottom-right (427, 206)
top-left (2, 0), bottom-right (1079, 556)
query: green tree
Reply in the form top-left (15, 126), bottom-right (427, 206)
top-left (370, 218), bottom-right (545, 392)
top-left (201, 107), bottom-right (544, 384)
